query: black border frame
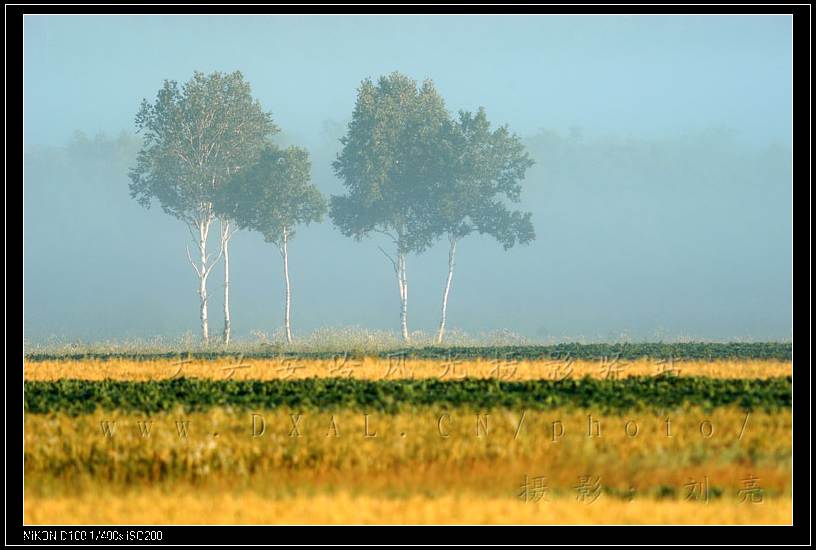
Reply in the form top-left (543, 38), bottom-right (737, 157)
top-left (7, 3), bottom-right (811, 546)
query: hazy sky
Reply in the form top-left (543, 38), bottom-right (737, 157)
top-left (24, 15), bottom-right (792, 147)
top-left (23, 15), bottom-right (793, 343)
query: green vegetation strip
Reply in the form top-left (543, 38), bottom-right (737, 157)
top-left (24, 342), bottom-right (792, 363)
top-left (25, 376), bottom-right (792, 415)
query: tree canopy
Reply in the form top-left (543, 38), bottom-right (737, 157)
top-left (129, 70), bottom-right (277, 225)
top-left (330, 71), bottom-right (451, 255)
top-left (423, 107), bottom-right (536, 249)
top-left (215, 145), bottom-right (327, 245)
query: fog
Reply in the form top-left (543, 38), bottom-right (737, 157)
top-left (23, 15), bottom-right (792, 343)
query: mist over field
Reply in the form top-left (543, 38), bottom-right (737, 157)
top-left (22, 15), bottom-right (793, 344)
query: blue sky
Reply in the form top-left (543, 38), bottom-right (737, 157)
top-left (24, 15), bottom-right (792, 147)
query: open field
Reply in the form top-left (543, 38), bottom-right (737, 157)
top-left (25, 406), bottom-right (791, 524)
top-left (23, 357), bottom-right (792, 382)
top-left (24, 407), bottom-right (791, 489)
top-left (24, 376), bottom-right (791, 415)
top-left (24, 490), bottom-right (792, 525)
top-left (23, 341), bottom-right (793, 362)
top-left (23, 344), bottom-right (793, 525)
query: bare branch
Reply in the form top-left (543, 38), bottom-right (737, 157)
top-left (377, 245), bottom-right (398, 273)
top-left (219, 218), bottom-right (238, 243)
top-left (185, 243), bottom-right (202, 278)
top-left (372, 228), bottom-right (398, 244)
top-left (185, 222), bottom-right (198, 244)
top-left (202, 236), bottom-right (225, 280)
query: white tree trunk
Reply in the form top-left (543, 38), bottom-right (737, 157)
top-left (186, 212), bottom-right (223, 347)
top-left (281, 228), bottom-right (293, 344)
top-left (221, 219), bottom-right (232, 346)
top-left (398, 252), bottom-right (409, 343)
top-left (436, 237), bottom-right (457, 344)
top-left (197, 219), bottom-right (211, 345)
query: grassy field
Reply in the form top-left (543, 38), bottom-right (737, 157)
top-left (23, 346), bottom-right (793, 525)
top-left (23, 357), bottom-right (792, 381)
top-left (25, 490), bottom-right (792, 525)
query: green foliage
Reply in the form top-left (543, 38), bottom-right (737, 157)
top-left (215, 145), bottom-right (327, 245)
top-left (425, 107), bottom-right (536, 249)
top-left (330, 73), bottom-right (536, 253)
top-left (129, 71), bottom-right (276, 225)
top-left (330, 72), bottom-right (451, 254)
top-left (24, 342), bottom-right (793, 363)
top-left (24, 376), bottom-right (791, 415)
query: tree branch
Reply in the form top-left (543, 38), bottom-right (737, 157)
top-left (372, 228), bottom-right (398, 245)
top-left (377, 245), bottom-right (398, 273)
top-left (186, 243), bottom-right (202, 278)
top-left (185, 222), bottom-right (199, 245)
top-left (220, 219), bottom-right (237, 243)
top-left (202, 236), bottom-right (225, 280)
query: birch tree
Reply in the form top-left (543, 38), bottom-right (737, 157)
top-left (427, 107), bottom-right (536, 343)
top-left (330, 72), bottom-right (449, 342)
top-left (216, 145), bottom-right (326, 344)
top-left (129, 71), bottom-right (276, 344)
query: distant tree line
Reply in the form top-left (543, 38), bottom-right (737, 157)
top-left (129, 70), bottom-right (535, 345)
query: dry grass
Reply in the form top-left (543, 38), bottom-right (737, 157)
top-left (25, 407), bottom-right (791, 497)
top-left (23, 358), bottom-right (792, 381)
top-left (23, 355), bottom-right (793, 526)
top-left (24, 489), bottom-right (792, 525)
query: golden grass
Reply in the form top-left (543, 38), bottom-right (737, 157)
top-left (23, 357), bottom-right (792, 381)
top-left (24, 489), bottom-right (792, 525)
top-left (23, 357), bottom-right (793, 526)
top-left (25, 407), bottom-right (791, 496)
